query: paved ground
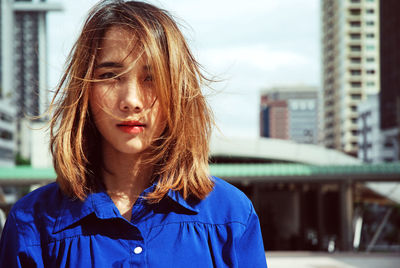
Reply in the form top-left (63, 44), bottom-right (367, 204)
top-left (266, 251), bottom-right (400, 268)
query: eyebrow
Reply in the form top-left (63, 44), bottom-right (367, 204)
top-left (143, 64), bottom-right (152, 72)
top-left (95, 62), bottom-right (152, 72)
top-left (95, 62), bottom-right (124, 69)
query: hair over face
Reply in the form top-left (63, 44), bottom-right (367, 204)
top-left (49, 0), bottom-right (214, 202)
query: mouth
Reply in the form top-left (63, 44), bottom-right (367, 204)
top-left (116, 121), bottom-right (146, 134)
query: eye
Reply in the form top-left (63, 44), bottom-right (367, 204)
top-left (144, 74), bottom-right (153, 82)
top-left (98, 72), bottom-right (119, 80)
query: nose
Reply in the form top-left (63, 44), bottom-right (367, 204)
top-left (119, 80), bottom-right (143, 113)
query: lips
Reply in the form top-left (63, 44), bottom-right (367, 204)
top-left (116, 121), bottom-right (146, 134)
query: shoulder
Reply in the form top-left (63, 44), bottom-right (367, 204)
top-left (194, 177), bottom-right (254, 225)
top-left (8, 182), bottom-right (63, 245)
top-left (11, 182), bottom-right (61, 213)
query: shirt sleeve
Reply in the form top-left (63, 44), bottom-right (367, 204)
top-left (0, 211), bottom-right (24, 267)
top-left (236, 204), bottom-right (268, 267)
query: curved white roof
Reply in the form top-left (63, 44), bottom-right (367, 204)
top-left (210, 136), bottom-right (361, 165)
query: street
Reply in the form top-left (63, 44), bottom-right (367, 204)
top-left (266, 251), bottom-right (400, 268)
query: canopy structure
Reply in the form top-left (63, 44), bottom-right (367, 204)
top-left (210, 136), bottom-right (361, 165)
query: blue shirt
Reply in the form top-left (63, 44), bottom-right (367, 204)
top-left (0, 177), bottom-right (267, 267)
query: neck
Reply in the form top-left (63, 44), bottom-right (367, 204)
top-left (101, 142), bottom-right (154, 220)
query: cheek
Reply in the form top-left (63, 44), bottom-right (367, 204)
top-left (90, 88), bottom-right (114, 115)
top-left (152, 104), bottom-right (166, 134)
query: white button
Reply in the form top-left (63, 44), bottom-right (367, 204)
top-left (134, 246), bottom-right (143, 254)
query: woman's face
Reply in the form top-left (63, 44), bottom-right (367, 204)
top-left (90, 27), bottom-right (165, 156)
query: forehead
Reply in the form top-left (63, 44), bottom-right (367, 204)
top-left (97, 26), bottom-right (143, 62)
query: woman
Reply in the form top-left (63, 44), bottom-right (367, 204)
top-left (0, 1), bottom-right (267, 267)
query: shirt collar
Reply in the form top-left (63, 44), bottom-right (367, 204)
top-left (166, 189), bottom-right (200, 214)
top-left (53, 183), bottom-right (199, 233)
top-left (53, 189), bottom-right (119, 234)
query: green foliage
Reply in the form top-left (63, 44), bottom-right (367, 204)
top-left (15, 153), bottom-right (30, 166)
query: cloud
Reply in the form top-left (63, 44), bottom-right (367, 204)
top-left (200, 45), bottom-right (309, 73)
top-left (155, 0), bottom-right (280, 22)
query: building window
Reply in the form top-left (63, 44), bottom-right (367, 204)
top-left (350, 9), bottom-right (361, 16)
top-left (351, 93), bottom-right (362, 100)
top-left (351, 105), bottom-right (357, 112)
top-left (350, 33), bottom-right (361, 40)
top-left (0, 129), bottom-right (13, 141)
top-left (350, 45), bottom-right (362, 51)
top-left (351, 82), bottom-right (362, 87)
top-left (366, 9), bottom-right (374, 14)
top-left (0, 148), bottom-right (14, 161)
top-left (367, 81), bottom-right (375, 86)
top-left (366, 57), bottom-right (375, 62)
top-left (0, 112), bottom-right (13, 123)
top-left (350, 21), bottom-right (361, 27)
top-left (366, 33), bottom-right (375, 38)
top-left (366, 21), bottom-right (375, 26)
top-left (351, 0), bottom-right (361, 3)
top-left (350, 57), bottom-right (361, 63)
top-left (366, 45), bottom-right (375, 50)
top-left (350, 69), bottom-right (362, 75)
top-left (366, 69), bottom-right (376, 74)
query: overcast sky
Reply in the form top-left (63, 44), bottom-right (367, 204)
top-left (47, 0), bottom-right (320, 138)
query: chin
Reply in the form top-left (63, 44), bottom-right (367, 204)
top-left (117, 147), bottom-right (145, 155)
top-left (117, 143), bottom-right (149, 155)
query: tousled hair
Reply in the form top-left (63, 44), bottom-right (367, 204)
top-left (49, 0), bottom-right (214, 202)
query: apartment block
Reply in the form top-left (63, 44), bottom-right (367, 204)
top-left (1, 0), bottom-right (15, 166)
top-left (321, 0), bottom-right (380, 156)
top-left (1, 0), bottom-right (62, 160)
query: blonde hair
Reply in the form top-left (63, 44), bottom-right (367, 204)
top-left (50, 0), bottom-right (214, 202)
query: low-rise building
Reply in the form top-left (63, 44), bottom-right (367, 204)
top-left (260, 85), bottom-right (318, 144)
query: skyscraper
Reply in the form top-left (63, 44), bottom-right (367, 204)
top-left (0, 0), bottom-right (62, 159)
top-left (379, 0), bottom-right (400, 162)
top-left (0, 0), bottom-right (16, 166)
top-left (321, 0), bottom-right (380, 156)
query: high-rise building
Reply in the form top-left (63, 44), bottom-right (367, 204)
top-left (321, 0), bottom-right (380, 156)
top-left (1, 0), bottom-right (62, 159)
top-left (379, 0), bottom-right (400, 163)
top-left (260, 86), bottom-right (319, 144)
top-left (1, 0), bottom-right (16, 166)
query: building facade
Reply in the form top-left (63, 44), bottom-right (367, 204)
top-left (0, 101), bottom-right (15, 166)
top-left (1, 0), bottom-right (16, 166)
top-left (379, 0), bottom-right (400, 163)
top-left (321, 0), bottom-right (380, 156)
top-left (357, 94), bottom-right (383, 163)
top-left (260, 98), bottom-right (288, 140)
top-left (1, 0), bottom-right (62, 160)
top-left (260, 86), bottom-right (318, 144)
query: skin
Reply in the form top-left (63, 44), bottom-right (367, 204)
top-left (90, 27), bottom-right (165, 221)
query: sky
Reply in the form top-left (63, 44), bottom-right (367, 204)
top-left (47, 0), bottom-right (320, 138)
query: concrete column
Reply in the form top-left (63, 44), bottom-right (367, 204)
top-left (38, 11), bottom-right (48, 117)
top-left (317, 184), bottom-right (325, 250)
top-left (339, 181), bottom-right (353, 251)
